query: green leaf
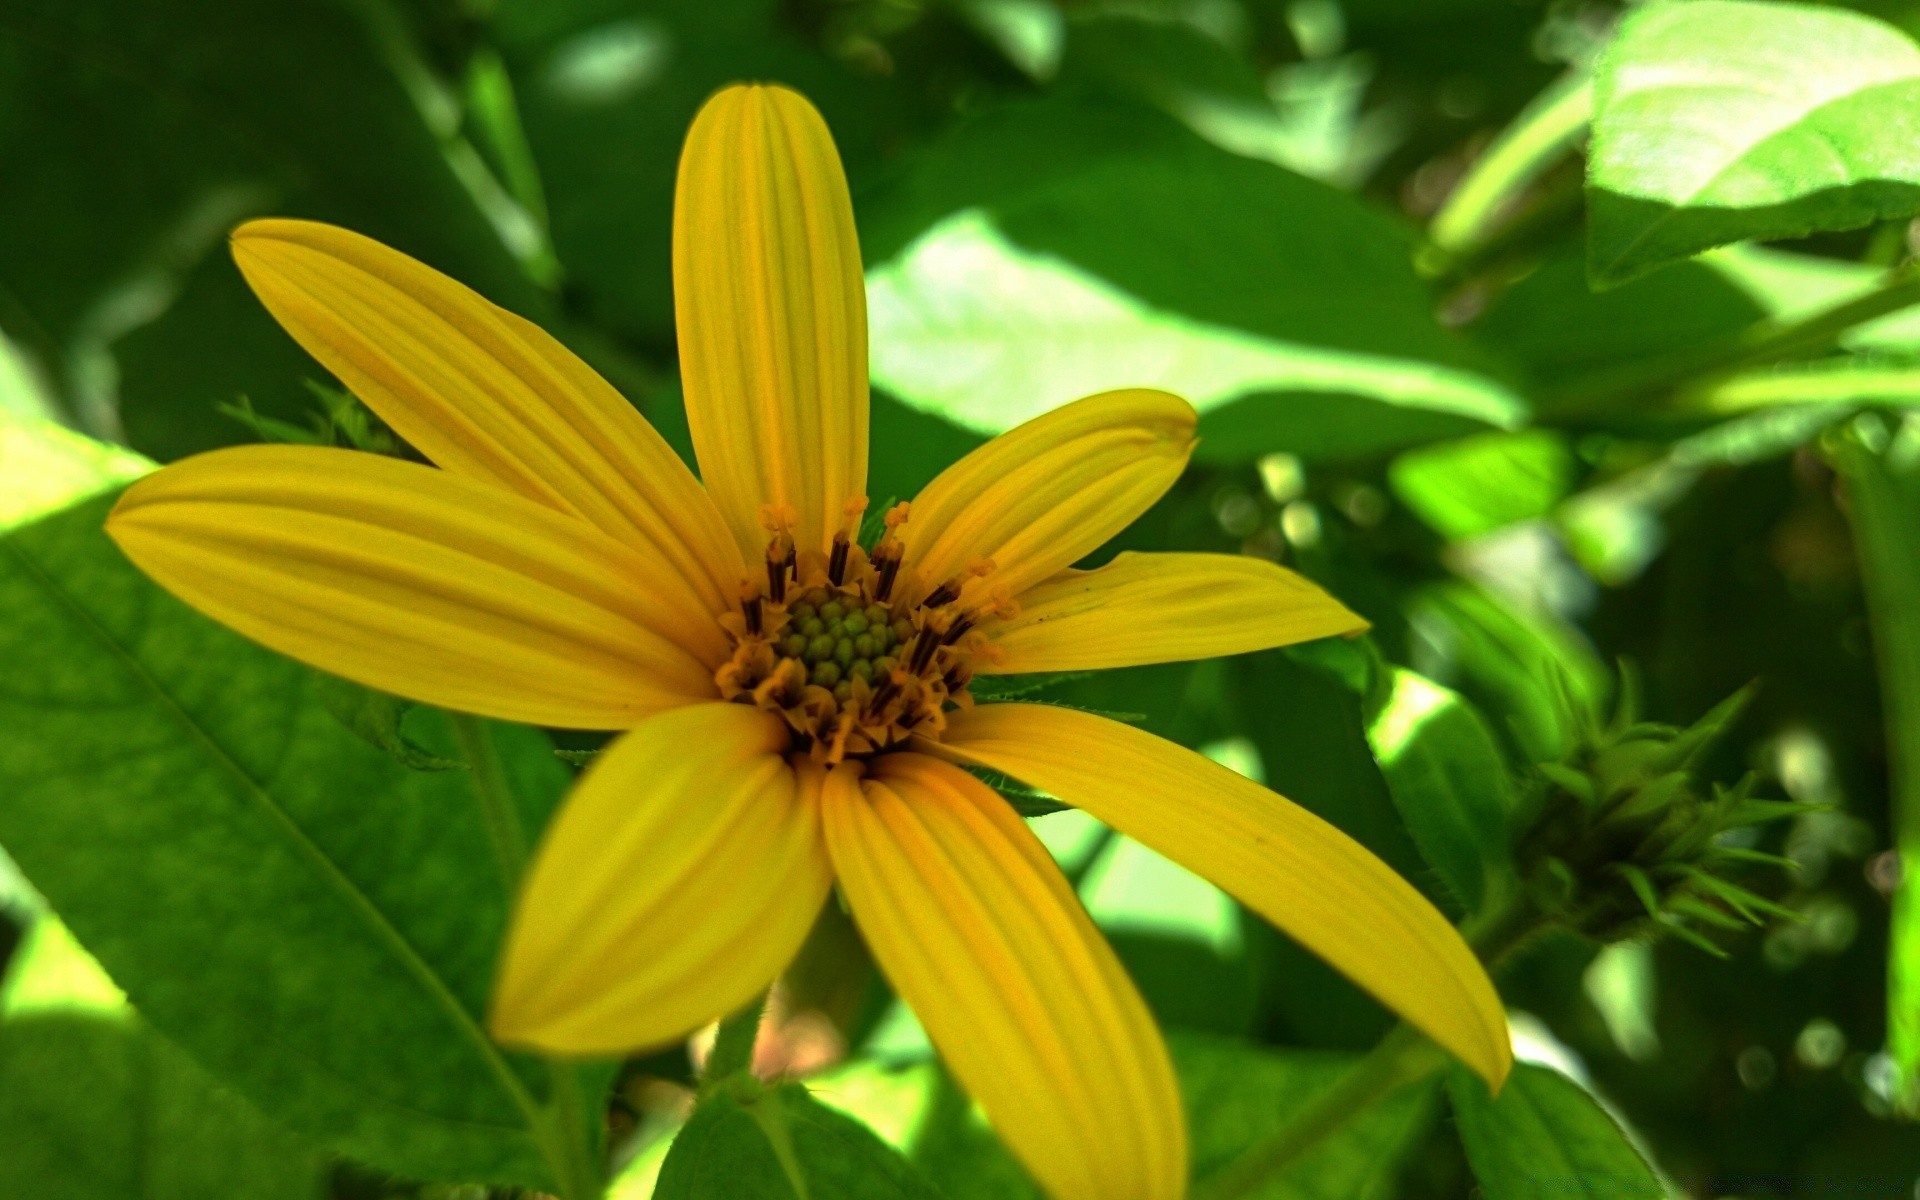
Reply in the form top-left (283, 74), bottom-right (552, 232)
top-left (1448, 1063), bottom-right (1665, 1199)
top-left (1405, 581), bottom-right (1609, 764)
top-left (1388, 431), bottom-right (1575, 541)
top-left (0, 1013), bottom-right (327, 1200)
top-left (0, 0), bottom-right (543, 460)
top-left (1367, 668), bottom-right (1521, 913)
top-left (0, 493), bottom-right (599, 1187)
top-left (1829, 417), bottom-right (1920, 1109)
top-left (1588, 0), bottom-right (1920, 286)
top-left (313, 673), bottom-right (466, 772)
top-left (1180, 1035), bottom-right (1439, 1200)
top-left (656, 1082), bottom-right (947, 1200)
top-left (0, 410), bottom-right (151, 532)
top-left (860, 98), bottom-right (1524, 462)
top-left (815, 1035), bottom-right (1437, 1200)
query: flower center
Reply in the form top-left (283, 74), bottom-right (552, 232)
top-left (713, 500), bottom-right (1008, 763)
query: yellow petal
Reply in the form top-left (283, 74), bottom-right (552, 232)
top-left (983, 551), bottom-right (1368, 674)
top-left (674, 83), bottom-right (867, 560)
top-left (900, 389), bottom-right (1195, 602)
top-left (231, 218), bottom-right (744, 615)
top-left (106, 445), bottom-right (721, 730)
top-left (821, 753), bottom-right (1185, 1200)
top-left (491, 704), bottom-right (831, 1053)
top-left (931, 705), bottom-right (1512, 1089)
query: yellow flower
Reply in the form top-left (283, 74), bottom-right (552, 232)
top-left (106, 83), bottom-right (1508, 1200)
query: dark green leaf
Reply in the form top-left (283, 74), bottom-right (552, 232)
top-left (1588, 0), bottom-right (1920, 286)
top-left (313, 673), bottom-right (466, 772)
top-left (656, 1082), bottom-right (947, 1200)
top-left (0, 0), bottom-right (542, 459)
top-left (1448, 1063), bottom-right (1664, 1198)
top-left (1367, 667), bottom-right (1521, 913)
top-left (0, 1013), bottom-right (326, 1200)
top-left (0, 493), bottom-right (599, 1186)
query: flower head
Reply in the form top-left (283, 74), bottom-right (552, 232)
top-left (105, 82), bottom-right (1509, 1200)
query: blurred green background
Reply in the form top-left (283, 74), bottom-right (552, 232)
top-left (5, 0), bottom-right (1920, 1197)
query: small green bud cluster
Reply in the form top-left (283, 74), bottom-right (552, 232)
top-left (1516, 682), bottom-right (1802, 956)
top-left (774, 587), bottom-right (913, 703)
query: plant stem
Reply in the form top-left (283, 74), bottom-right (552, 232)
top-left (704, 990), bottom-right (769, 1092)
top-left (1192, 1024), bottom-right (1445, 1200)
top-left (1425, 71), bottom-right (1593, 267)
top-left (447, 713), bottom-right (528, 888)
top-left (1543, 263), bottom-right (1920, 419)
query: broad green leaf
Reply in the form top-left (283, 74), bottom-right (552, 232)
top-left (867, 210), bottom-right (1523, 458)
top-left (0, 493), bottom-right (600, 1187)
top-left (1589, 0), bottom-right (1920, 286)
top-left (1388, 431), bottom-right (1575, 541)
top-left (0, 410), bottom-right (151, 531)
top-left (0, 0), bottom-right (542, 459)
top-left (313, 673), bottom-right (466, 773)
top-left (1448, 1063), bottom-right (1664, 1199)
top-left (1829, 417), bottom-right (1920, 1108)
top-left (1367, 668), bottom-right (1520, 914)
top-left (1, 918), bottom-right (127, 1019)
top-left (655, 1082), bottom-right (947, 1200)
top-left (811, 1035), bottom-right (1436, 1200)
top-left (859, 97), bottom-right (1524, 462)
top-left (0, 1014), bottom-right (326, 1200)
top-left (1406, 582), bottom-right (1608, 764)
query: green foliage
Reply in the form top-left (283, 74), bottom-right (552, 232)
top-left (1447, 1063), bottom-right (1662, 1199)
top-left (1367, 667), bottom-right (1520, 914)
top-left (0, 493), bottom-right (602, 1188)
top-left (4, 0), bottom-right (1920, 1193)
top-left (657, 1082), bottom-right (945, 1200)
top-left (1829, 417), bottom-right (1920, 1109)
top-left (1589, 1), bottom-right (1920, 287)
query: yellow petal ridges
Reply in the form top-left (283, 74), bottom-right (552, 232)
top-left (822, 753), bottom-right (1186, 1200)
top-left (931, 704), bottom-right (1513, 1089)
top-left (674, 83), bottom-right (868, 560)
top-left (231, 218), bottom-right (744, 615)
top-left (106, 445), bottom-right (721, 730)
top-left (900, 389), bottom-right (1195, 603)
top-left (983, 551), bottom-right (1367, 673)
top-left (491, 704), bottom-right (832, 1054)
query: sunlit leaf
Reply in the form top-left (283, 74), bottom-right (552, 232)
top-left (1449, 1063), bottom-right (1665, 1198)
top-left (1589, 0), bottom-right (1920, 286)
top-left (0, 493), bottom-right (602, 1186)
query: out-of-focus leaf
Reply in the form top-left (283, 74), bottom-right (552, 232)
top-left (1829, 416), bottom-right (1920, 1107)
top-left (1389, 431), bottom-right (1575, 541)
top-left (1, 917), bottom-right (126, 1019)
top-left (1448, 1063), bottom-right (1664, 1198)
top-left (655, 1082), bottom-right (947, 1200)
top-left (0, 410), bottom-right (151, 531)
top-left (0, 0), bottom-right (539, 459)
top-left (1181, 1035), bottom-right (1440, 1200)
top-left (493, 0), bottom-right (928, 344)
top-left (1471, 249), bottom-right (1768, 394)
top-left (0, 1013), bottom-right (326, 1200)
top-left (1406, 581), bottom-right (1608, 764)
top-left (1588, 0), bottom-right (1920, 286)
top-left (814, 1035), bottom-right (1436, 1200)
top-left (1367, 668), bottom-right (1520, 914)
top-left (860, 98), bottom-right (1524, 461)
top-left (0, 493), bottom-right (602, 1186)
top-left (1, 911), bottom-right (324, 1199)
